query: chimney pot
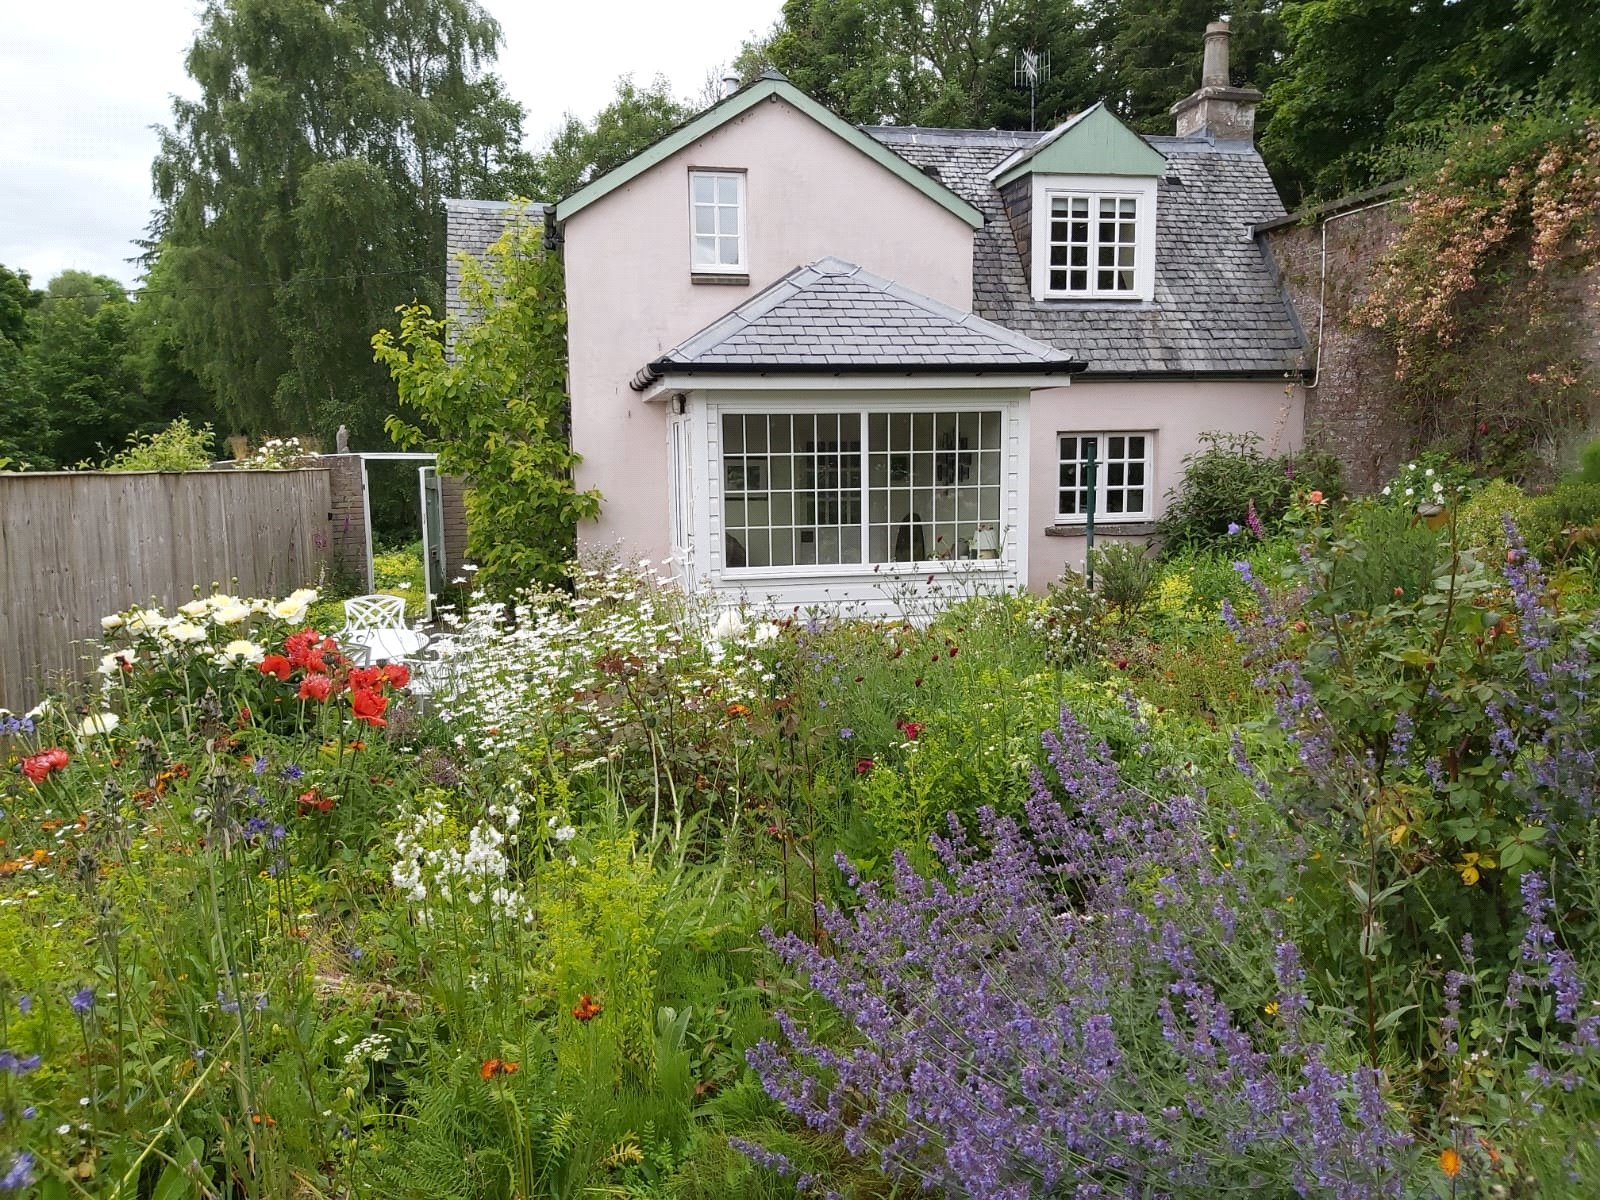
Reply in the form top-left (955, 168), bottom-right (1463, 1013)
top-left (721, 70), bottom-right (741, 99)
top-left (1201, 20), bottom-right (1231, 88)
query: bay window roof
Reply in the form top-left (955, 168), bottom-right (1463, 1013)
top-left (630, 257), bottom-right (1085, 391)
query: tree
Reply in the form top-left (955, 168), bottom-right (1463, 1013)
top-left (26, 272), bottom-right (157, 466)
top-left (0, 264), bottom-right (46, 466)
top-left (530, 76), bottom-right (693, 201)
top-left (373, 208), bottom-right (600, 598)
top-left (149, 0), bottom-right (532, 450)
top-left (1094, 0), bottom-right (1285, 132)
top-left (1260, 0), bottom-right (1556, 200)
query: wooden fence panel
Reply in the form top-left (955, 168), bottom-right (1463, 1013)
top-left (0, 469), bottom-right (332, 712)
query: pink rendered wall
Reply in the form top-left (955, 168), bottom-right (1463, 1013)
top-left (562, 95), bottom-right (976, 563)
top-left (1026, 379), bottom-right (1304, 590)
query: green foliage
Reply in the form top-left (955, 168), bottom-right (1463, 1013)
top-left (1260, 0), bottom-right (1575, 201)
top-left (1524, 480), bottom-right (1600, 560)
top-left (148, 0), bottom-right (532, 450)
top-left (531, 75), bottom-right (692, 200)
top-left (1092, 539), bottom-right (1158, 620)
top-left (101, 417), bottom-right (216, 472)
top-left (0, 263), bottom-right (47, 466)
top-left (1455, 478), bottom-right (1533, 560)
top-left (374, 207), bottom-right (600, 598)
top-left (1157, 432), bottom-right (1341, 553)
top-left (754, 0), bottom-right (1285, 137)
top-left (1572, 437), bottom-right (1600, 485)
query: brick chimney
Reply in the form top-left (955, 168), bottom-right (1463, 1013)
top-left (1170, 20), bottom-right (1261, 141)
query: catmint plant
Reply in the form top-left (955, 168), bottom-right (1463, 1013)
top-left (745, 708), bottom-right (1410, 1198)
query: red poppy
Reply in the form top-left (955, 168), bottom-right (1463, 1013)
top-left (350, 688), bottom-right (389, 727)
top-left (854, 757), bottom-right (875, 775)
top-left (347, 666), bottom-right (384, 691)
top-left (259, 654), bottom-right (292, 681)
top-left (380, 663), bottom-right (410, 690)
top-left (572, 994), bottom-right (604, 1022)
top-left (298, 674), bottom-right (334, 702)
top-left (297, 788), bottom-right (335, 814)
top-left (895, 718), bottom-right (925, 741)
top-left (948, 646), bottom-right (959, 658)
top-left (20, 747), bottom-right (69, 784)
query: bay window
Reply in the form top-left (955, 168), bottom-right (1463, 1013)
top-left (721, 409), bottom-right (1005, 571)
top-left (1057, 433), bottom-right (1153, 522)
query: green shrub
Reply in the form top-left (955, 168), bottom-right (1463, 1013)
top-left (1333, 500), bottom-right (1451, 611)
top-left (1157, 433), bottom-right (1342, 554)
top-left (1455, 478), bottom-right (1533, 560)
top-left (101, 417), bottom-right (215, 471)
top-left (1092, 539), bottom-right (1158, 620)
top-left (1524, 480), bottom-right (1600, 556)
top-left (1573, 437), bottom-right (1600, 484)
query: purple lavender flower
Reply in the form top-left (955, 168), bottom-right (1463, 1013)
top-left (69, 987), bottom-right (93, 1016)
top-left (15, 995), bottom-right (28, 1016)
top-left (280, 763), bottom-right (304, 782)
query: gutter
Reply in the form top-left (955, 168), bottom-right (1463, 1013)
top-left (632, 357), bottom-right (1088, 392)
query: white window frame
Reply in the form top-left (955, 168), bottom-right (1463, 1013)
top-left (1030, 174), bottom-right (1158, 302)
top-left (702, 395), bottom-right (1026, 581)
top-left (688, 169), bottom-right (746, 274)
top-left (1056, 431), bottom-right (1155, 523)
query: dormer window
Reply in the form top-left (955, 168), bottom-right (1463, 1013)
top-left (689, 170), bottom-right (746, 274)
top-left (1047, 192), bottom-right (1140, 295)
top-left (1030, 175), bottom-right (1157, 301)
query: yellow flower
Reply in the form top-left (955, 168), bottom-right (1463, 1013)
top-left (1438, 1147), bottom-right (1461, 1178)
top-left (1454, 851), bottom-right (1495, 886)
top-left (1389, 823), bottom-right (1408, 845)
top-left (1263, 1001), bottom-right (1279, 1016)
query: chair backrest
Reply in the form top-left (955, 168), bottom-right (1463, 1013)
top-left (342, 594), bottom-right (407, 635)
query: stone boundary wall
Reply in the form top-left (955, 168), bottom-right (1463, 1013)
top-left (1259, 196), bottom-right (1410, 494)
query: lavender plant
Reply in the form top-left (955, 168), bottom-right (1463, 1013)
top-left (744, 708), bottom-right (1411, 1198)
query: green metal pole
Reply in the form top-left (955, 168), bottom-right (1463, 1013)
top-left (1084, 438), bottom-right (1098, 590)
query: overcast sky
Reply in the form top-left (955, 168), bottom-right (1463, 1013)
top-left (0, 0), bottom-right (781, 290)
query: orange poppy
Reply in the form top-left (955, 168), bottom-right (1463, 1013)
top-left (480, 1058), bottom-right (520, 1079)
top-left (572, 994), bottom-right (603, 1022)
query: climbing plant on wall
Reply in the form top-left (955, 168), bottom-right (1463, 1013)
top-left (1357, 108), bottom-right (1600, 480)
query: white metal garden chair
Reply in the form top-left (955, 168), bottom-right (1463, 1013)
top-left (335, 594), bottom-right (428, 666)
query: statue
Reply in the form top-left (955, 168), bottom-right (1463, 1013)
top-left (335, 424), bottom-right (349, 454)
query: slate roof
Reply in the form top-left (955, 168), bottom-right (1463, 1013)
top-left (632, 257), bottom-right (1085, 390)
top-left (865, 126), bottom-right (1307, 375)
top-left (443, 198), bottom-right (526, 325)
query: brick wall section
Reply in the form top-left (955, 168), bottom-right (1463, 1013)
top-left (322, 454), bottom-right (370, 583)
top-left (439, 475), bottom-right (469, 578)
top-left (1260, 200), bottom-right (1410, 493)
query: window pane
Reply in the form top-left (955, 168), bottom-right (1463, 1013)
top-left (694, 207), bottom-right (715, 235)
top-left (1120, 197), bottom-right (1136, 217)
top-left (1072, 197), bottom-right (1089, 216)
top-left (1051, 270), bottom-right (1068, 291)
top-left (693, 236), bottom-right (717, 265)
top-left (1116, 270), bottom-right (1135, 290)
top-left (722, 414), bottom-right (742, 452)
top-left (692, 174), bottom-right (714, 203)
top-left (720, 205), bottom-right (740, 237)
top-left (716, 176), bottom-right (739, 205)
top-left (1070, 270), bottom-right (1087, 290)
